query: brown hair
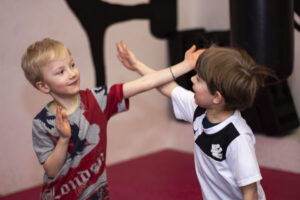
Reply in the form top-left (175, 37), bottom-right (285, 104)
top-left (196, 45), bottom-right (275, 111)
top-left (21, 38), bottom-right (70, 87)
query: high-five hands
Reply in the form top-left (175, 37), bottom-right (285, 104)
top-left (117, 40), bottom-right (205, 72)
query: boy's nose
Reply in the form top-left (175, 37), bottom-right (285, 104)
top-left (191, 75), bottom-right (196, 83)
top-left (68, 69), bottom-right (76, 78)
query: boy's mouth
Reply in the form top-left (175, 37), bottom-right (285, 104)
top-left (69, 80), bottom-right (79, 86)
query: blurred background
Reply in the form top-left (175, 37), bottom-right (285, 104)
top-left (0, 0), bottom-right (299, 196)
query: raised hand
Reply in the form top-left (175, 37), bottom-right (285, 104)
top-left (55, 106), bottom-right (71, 139)
top-left (116, 40), bottom-right (139, 71)
top-left (184, 45), bottom-right (206, 69)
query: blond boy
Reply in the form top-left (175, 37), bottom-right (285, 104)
top-left (21, 38), bottom-right (201, 200)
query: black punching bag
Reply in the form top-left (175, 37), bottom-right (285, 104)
top-left (230, 0), bottom-right (294, 80)
top-left (229, 0), bottom-right (299, 136)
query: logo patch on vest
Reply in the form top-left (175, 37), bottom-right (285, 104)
top-left (211, 144), bottom-right (223, 159)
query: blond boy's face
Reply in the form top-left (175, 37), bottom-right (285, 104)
top-left (37, 52), bottom-right (80, 98)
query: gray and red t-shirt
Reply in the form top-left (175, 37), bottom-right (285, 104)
top-left (32, 84), bottom-right (129, 200)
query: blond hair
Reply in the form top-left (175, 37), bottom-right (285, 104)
top-left (196, 45), bottom-right (275, 111)
top-left (21, 38), bottom-right (70, 87)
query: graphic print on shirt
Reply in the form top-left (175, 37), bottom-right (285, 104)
top-left (211, 144), bottom-right (223, 159)
top-left (195, 123), bottom-right (239, 161)
top-left (95, 85), bottom-right (107, 95)
top-left (35, 108), bottom-right (56, 130)
top-left (69, 124), bottom-right (86, 159)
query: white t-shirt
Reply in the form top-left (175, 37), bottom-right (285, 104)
top-left (171, 86), bottom-right (265, 200)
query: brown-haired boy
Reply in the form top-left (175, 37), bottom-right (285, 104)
top-left (117, 41), bottom-right (274, 200)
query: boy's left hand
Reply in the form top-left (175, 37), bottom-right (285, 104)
top-left (116, 40), bottom-right (139, 71)
top-left (55, 106), bottom-right (71, 139)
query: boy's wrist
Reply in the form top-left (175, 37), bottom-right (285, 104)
top-left (134, 60), bottom-right (143, 70)
top-left (134, 60), bottom-right (154, 75)
top-left (179, 60), bottom-right (193, 72)
top-left (58, 136), bottom-right (70, 145)
top-left (132, 61), bottom-right (140, 68)
top-left (183, 59), bottom-right (195, 70)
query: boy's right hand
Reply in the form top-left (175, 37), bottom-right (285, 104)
top-left (56, 106), bottom-right (71, 139)
top-left (116, 40), bottom-right (139, 71)
top-left (184, 45), bottom-right (206, 70)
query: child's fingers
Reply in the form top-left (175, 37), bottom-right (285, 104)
top-left (185, 45), bottom-right (196, 59)
top-left (194, 49), bottom-right (204, 56)
top-left (121, 40), bottom-right (132, 56)
top-left (56, 106), bottom-right (62, 128)
top-left (55, 107), bottom-right (71, 137)
top-left (116, 42), bottom-right (120, 52)
top-left (121, 40), bottom-right (127, 49)
top-left (117, 40), bottom-right (124, 52)
top-left (194, 49), bottom-right (206, 58)
top-left (187, 44), bottom-right (196, 53)
top-left (117, 41), bottom-right (130, 59)
top-left (56, 106), bottom-right (62, 120)
top-left (61, 112), bottom-right (68, 122)
top-left (123, 42), bottom-right (129, 52)
top-left (116, 42), bottom-right (123, 55)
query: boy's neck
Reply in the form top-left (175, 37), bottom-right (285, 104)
top-left (206, 108), bottom-right (235, 124)
top-left (49, 94), bottom-right (79, 115)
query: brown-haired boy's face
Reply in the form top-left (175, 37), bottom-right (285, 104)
top-left (37, 52), bottom-right (80, 98)
top-left (190, 75), bottom-right (215, 108)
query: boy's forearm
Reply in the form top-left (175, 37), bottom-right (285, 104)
top-left (123, 60), bottom-right (191, 98)
top-left (43, 137), bottom-right (70, 178)
top-left (134, 59), bottom-right (191, 78)
top-left (158, 82), bottom-right (178, 98)
top-left (155, 61), bottom-right (188, 97)
top-left (134, 60), bottom-right (187, 97)
top-left (133, 60), bottom-right (155, 75)
top-left (118, 41), bottom-right (200, 98)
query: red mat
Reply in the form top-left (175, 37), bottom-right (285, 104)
top-left (1, 150), bottom-right (300, 200)
top-left (108, 150), bottom-right (202, 200)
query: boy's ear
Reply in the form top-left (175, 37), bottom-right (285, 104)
top-left (212, 91), bottom-right (224, 105)
top-left (36, 81), bottom-right (50, 94)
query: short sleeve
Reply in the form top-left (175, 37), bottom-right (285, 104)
top-left (226, 134), bottom-right (262, 187)
top-left (171, 86), bottom-right (197, 123)
top-left (92, 84), bottom-right (129, 120)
